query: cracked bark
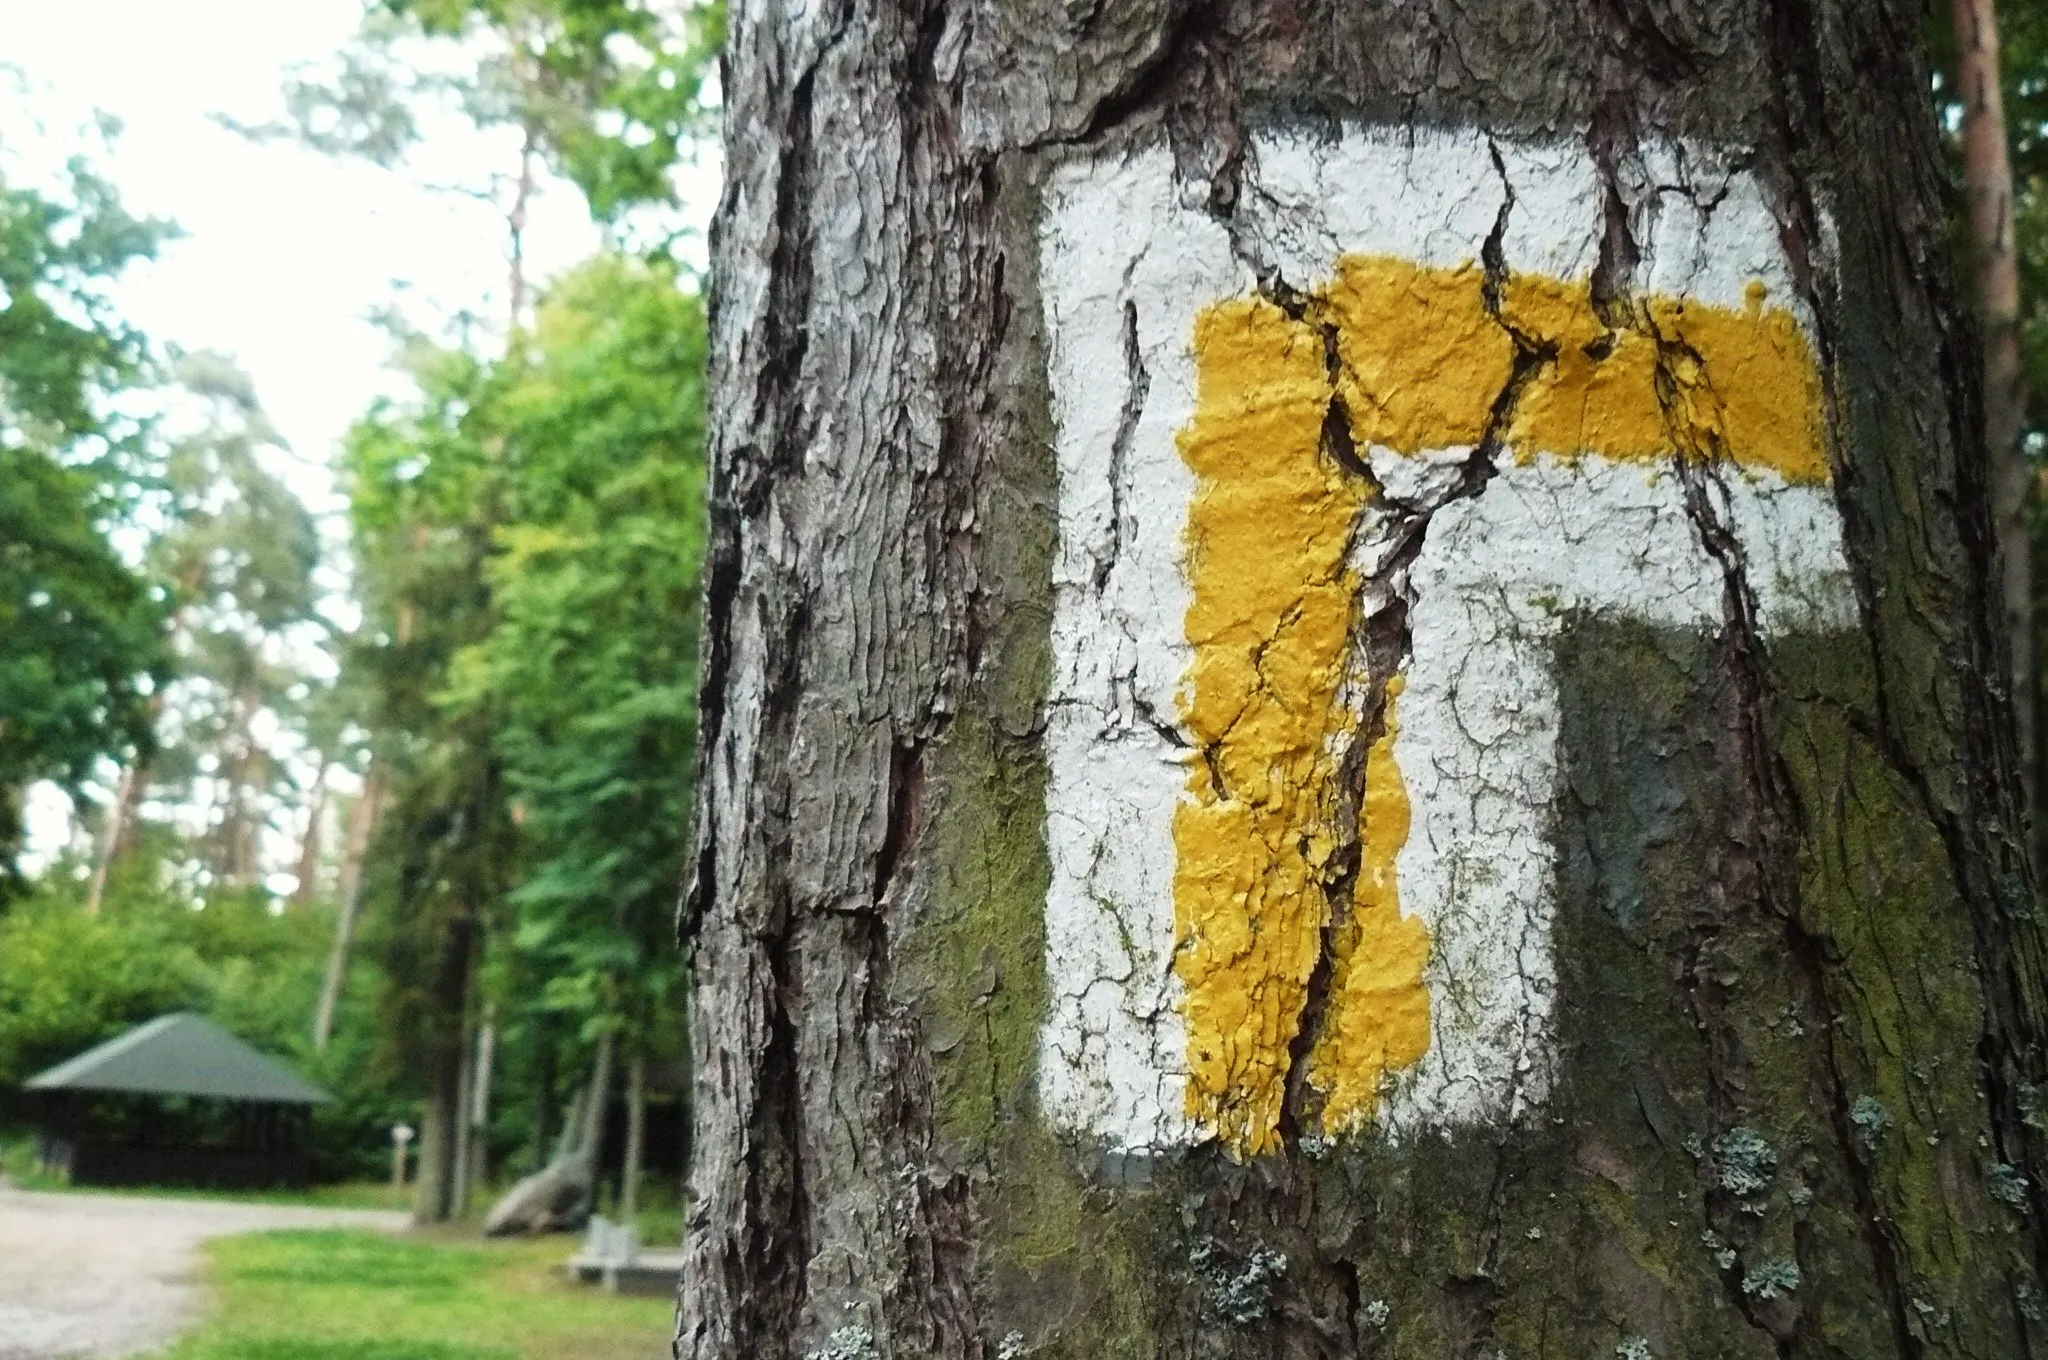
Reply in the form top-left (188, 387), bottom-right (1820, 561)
top-left (683, 1), bottom-right (2048, 1356)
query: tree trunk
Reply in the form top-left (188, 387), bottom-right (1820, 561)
top-left (470, 1011), bottom-right (497, 1196)
top-left (313, 772), bottom-right (382, 1050)
top-left (413, 1057), bottom-right (462, 1228)
top-left (622, 1050), bottom-right (647, 1226)
top-left (684, 2), bottom-right (2048, 1357)
top-left (84, 759), bottom-right (141, 917)
top-left (481, 1029), bottom-right (615, 1235)
top-left (530, 1019), bottom-right (558, 1168)
top-left (450, 1011), bottom-right (477, 1217)
top-left (412, 901), bottom-right (478, 1226)
top-left (290, 756), bottom-right (332, 907)
top-left (584, 1026), bottom-right (615, 1173)
top-left (1950, 0), bottom-right (2034, 855)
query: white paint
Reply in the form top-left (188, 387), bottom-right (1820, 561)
top-left (1036, 129), bottom-right (1853, 1151)
top-left (1038, 148), bottom-right (1239, 1150)
top-left (1374, 455), bottom-right (1851, 1130)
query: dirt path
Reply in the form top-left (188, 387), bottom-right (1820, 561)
top-left (0, 1183), bottom-right (407, 1359)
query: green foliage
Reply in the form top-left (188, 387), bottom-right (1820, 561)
top-left (345, 253), bottom-right (703, 1108)
top-left (449, 253), bottom-right (706, 1040)
top-left (0, 852), bottom-right (407, 1178)
top-left (0, 889), bottom-right (209, 1087)
top-left (0, 132), bottom-right (177, 869)
top-left (143, 352), bottom-right (329, 888)
top-left (382, 0), bottom-right (721, 222)
top-left (0, 151), bottom-right (169, 450)
top-left (344, 334), bottom-right (506, 1081)
top-left (0, 448), bottom-right (169, 842)
top-left (2, 0), bottom-right (712, 1207)
top-left (0, 864), bottom-right (335, 1085)
top-left (263, 0), bottom-right (721, 236)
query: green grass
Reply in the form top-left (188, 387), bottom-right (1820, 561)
top-left (165, 1228), bottom-right (674, 1360)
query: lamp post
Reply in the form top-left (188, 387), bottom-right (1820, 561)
top-left (390, 1122), bottom-right (415, 1191)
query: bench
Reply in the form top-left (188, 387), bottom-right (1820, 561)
top-left (565, 1215), bottom-right (684, 1296)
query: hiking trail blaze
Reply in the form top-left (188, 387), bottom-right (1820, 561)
top-left (1039, 130), bottom-right (1853, 1156)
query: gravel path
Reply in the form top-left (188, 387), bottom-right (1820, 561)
top-left (0, 1183), bottom-right (407, 1359)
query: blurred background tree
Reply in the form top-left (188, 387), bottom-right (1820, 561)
top-left (1935, 0), bottom-right (2048, 869)
top-left (0, 144), bottom-right (174, 884)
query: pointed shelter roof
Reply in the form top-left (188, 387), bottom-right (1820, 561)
top-left (24, 1013), bottom-right (332, 1105)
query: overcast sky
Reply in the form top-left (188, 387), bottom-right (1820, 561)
top-left (3, 0), bottom-right (615, 511)
top-left (4, 0), bottom-right (713, 871)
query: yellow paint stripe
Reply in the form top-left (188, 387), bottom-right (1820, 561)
top-left (1310, 675), bottom-right (1430, 1134)
top-left (1175, 256), bottom-right (1829, 1157)
top-left (1174, 296), bottom-right (1364, 1156)
top-left (1321, 257), bottom-right (1828, 479)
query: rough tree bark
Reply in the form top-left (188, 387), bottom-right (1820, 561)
top-left (683, 1), bottom-right (2048, 1356)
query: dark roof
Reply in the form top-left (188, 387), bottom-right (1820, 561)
top-left (25, 1013), bottom-right (332, 1105)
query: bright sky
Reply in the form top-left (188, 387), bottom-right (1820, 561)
top-left (4, 0), bottom-right (607, 517)
top-left (4, 0), bottom-right (713, 872)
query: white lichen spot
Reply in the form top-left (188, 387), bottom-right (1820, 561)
top-left (1850, 1095), bottom-right (1891, 1147)
top-left (1190, 1239), bottom-right (1288, 1326)
top-left (1714, 1127), bottom-right (1778, 1197)
top-left (2019, 1082), bottom-right (2048, 1133)
top-left (1617, 1337), bottom-right (1655, 1360)
top-left (1990, 1162), bottom-right (2031, 1209)
top-left (804, 1325), bottom-right (877, 1360)
top-left (1742, 1258), bottom-right (1801, 1301)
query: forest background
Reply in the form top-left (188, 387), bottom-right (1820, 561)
top-left (0, 0), bottom-right (719, 1222)
top-left (5, 0), bottom-right (2048, 1227)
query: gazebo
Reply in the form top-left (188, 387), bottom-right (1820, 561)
top-left (24, 1012), bottom-right (332, 1190)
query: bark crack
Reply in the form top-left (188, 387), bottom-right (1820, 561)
top-left (1209, 141), bottom-right (1561, 1146)
top-left (1096, 294), bottom-right (1150, 592)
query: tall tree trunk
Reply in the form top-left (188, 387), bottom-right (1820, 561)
top-left (480, 1031), bottom-right (616, 1235)
top-left (413, 1056), bottom-right (463, 1228)
top-left (530, 1017), bottom-right (558, 1168)
top-left (290, 757), bottom-right (332, 907)
top-left (684, 1), bottom-right (2048, 1356)
top-left (84, 759), bottom-right (141, 917)
top-left (313, 772), bottom-right (382, 1050)
top-left (622, 1049), bottom-right (647, 1226)
top-left (1951, 0), bottom-right (2034, 853)
top-left (583, 1027), bottom-right (615, 1171)
top-left (469, 1010), bottom-right (497, 1197)
top-left (412, 901), bottom-right (478, 1226)
top-left (213, 687), bottom-right (266, 889)
top-left (450, 1010), bottom-right (478, 1218)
